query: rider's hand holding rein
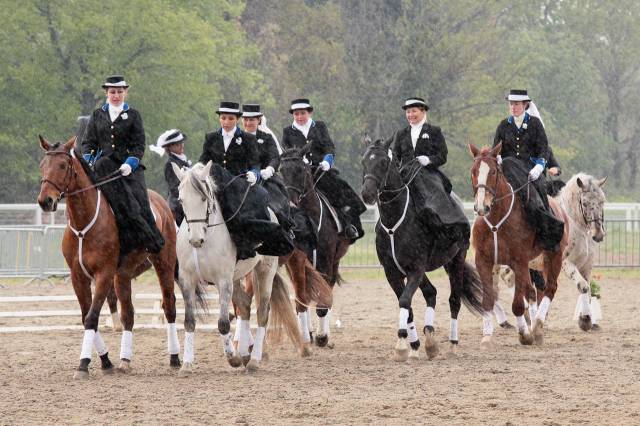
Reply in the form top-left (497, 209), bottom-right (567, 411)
top-left (260, 166), bottom-right (274, 180)
top-left (417, 155), bottom-right (431, 166)
top-left (246, 170), bottom-right (258, 185)
top-left (528, 163), bottom-right (544, 181)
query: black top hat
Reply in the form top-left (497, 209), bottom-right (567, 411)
top-left (102, 75), bottom-right (129, 89)
top-left (506, 89), bottom-right (531, 102)
top-left (402, 97), bottom-right (429, 111)
top-left (242, 104), bottom-right (263, 118)
top-left (289, 98), bottom-right (314, 114)
top-left (216, 101), bottom-right (241, 116)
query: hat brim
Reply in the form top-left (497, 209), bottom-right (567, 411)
top-left (506, 94), bottom-right (531, 102)
top-left (242, 112), bottom-right (263, 118)
top-left (216, 110), bottom-right (242, 116)
top-left (102, 84), bottom-right (130, 89)
top-left (289, 107), bottom-right (313, 114)
top-left (402, 103), bottom-right (429, 111)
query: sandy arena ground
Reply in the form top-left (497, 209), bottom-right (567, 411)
top-left (1, 270), bottom-right (639, 425)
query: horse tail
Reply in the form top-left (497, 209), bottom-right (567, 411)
top-left (303, 258), bottom-right (333, 308)
top-left (194, 280), bottom-right (209, 318)
top-left (267, 272), bottom-right (304, 353)
top-left (460, 261), bottom-right (485, 316)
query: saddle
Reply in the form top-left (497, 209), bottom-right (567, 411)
top-left (316, 191), bottom-right (344, 234)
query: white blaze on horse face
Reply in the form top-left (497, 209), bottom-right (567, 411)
top-left (475, 161), bottom-right (490, 214)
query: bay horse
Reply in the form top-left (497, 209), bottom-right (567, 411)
top-left (469, 143), bottom-right (568, 346)
top-left (279, 148), bottom-right (351, 348)
top-left (361, 138), bottom-right (484, 361)
top-left (38, 136), bottom-right (179, 379)
top-left (172, 161), bottom-right (304, 373)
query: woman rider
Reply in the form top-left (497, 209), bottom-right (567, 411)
top-left (389, 96), bottom-right (470, 252)
top-left (151, 129), bottom-right (192, 226)
top-left (493, 89), bottom-right (564, 251)
top-left (281, 98), bottom-right (366, 242)
top-left (81, 74), bottom-right (164, 257)
top-left (199, 101), bottom-right (293, 260)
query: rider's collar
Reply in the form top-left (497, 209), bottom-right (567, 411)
top-left (101, 103), bottom-right (129, 112)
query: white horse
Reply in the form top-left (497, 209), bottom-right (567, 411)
top-left (494, 173), bottom-right (606, 330)
top-left (173, 161), bottom-right (302, 373)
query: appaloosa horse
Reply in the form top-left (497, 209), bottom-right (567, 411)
top-left (280, 148), bottom-right (351, 347)
top-left (469, 143), bottom-right (568, 346)
top-left (38, 136), bottom-right (179, 379)
top-left (361, 138), bottom-right (484, 361)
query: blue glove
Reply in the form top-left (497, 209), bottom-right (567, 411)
top-left (322, 154), bottom-right (334, 167)
top-left (83, 154), bottom-right (92, 163)
top-left (124, 156), bottom-right (140, 171)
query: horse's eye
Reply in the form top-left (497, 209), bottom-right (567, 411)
top-left (59, 163), bottom-right (66, 170)
top-left (202, 197), bottom-right (206, 202)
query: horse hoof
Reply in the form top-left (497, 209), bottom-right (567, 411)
top-left (300, 343), bottom-right (313, 358)
top-left (424, 332), bottom-right (440, 360)
top-left (447, 343), bottom-right (459, 358)
top-left (262, 352), bottom-right (270, 363)
top-left (315, 334), bottom-right (328, 347)
top-left (101, 365), bottom-right (115, 375)
top-left (533, 319), bottom-right (544, 345)
top-left (480, 336), bottom-right (493, 350)
top-left (170, 354), bottom-right (181, 369)
top-left (393, 348), bottom-right (409, 362)
top-left (578, 315), bottom-right (593, 332)
top-left (117, 360), bottom-right (132, 374)
top-left (245, 359), bottom-right (259, 373)
top-left (179, 362), bottom-right (194, 377)
top-left (242, 355), bottom-right (251, 367)
top-left (408, 349), bottom-right (420, 360)
top-left (73, 369), bottom-right (90, 380)
top-left (499, 321), bottom-right (515, 330)
top-left (591, 324), bottom-right (602, 332)
top-left (228, 355), bottom-right (243, 368)
top-left (519, 332), bottom-right (534, 345)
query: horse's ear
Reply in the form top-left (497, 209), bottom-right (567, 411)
top-left (299, 144), bottom-right (311, 157)
top-left (362, 133), bottom-right (372, 147)
top-left (491, 142), bottom-right (502, 157)
top-left (597, 176), bottom-right (607, 187)
top-left (577, 177), bottom-right (584, 188)
top-left (468, 143), bottom-right (480, 158)
top-left (383, 136), bottom-right (393, 151)
top-left (171, 162), bottom-right (185, 182)
top-left (39, 134), bottom-right (51, 151)
top-left (202, 160), bottom-right (213, 177)
top-left (64, 136), bottom-right (76, 152)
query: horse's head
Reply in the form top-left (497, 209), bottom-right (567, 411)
top-left (173, 161), bottom-right (216, 248)
top-left (361, 135), bottom-right (393, 205)
top-left (280, 146), bottom-right (312, 204)
top-left (38, 135), bottom-right (77, 212)
top-left (573, 174), bottom-right (607, 242)
top-left (469, 143), bottom-right (502, 216)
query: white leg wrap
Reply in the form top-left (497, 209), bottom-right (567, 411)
top-left (591, 297), bottom-right (602, 322)
top-left (449, 318), bottom-right (459, 342)
top-left (399, 308), bottom-right (409, 330)
top-left (318, 310), bottom-right (330, 337)
top-left (166, 323), bottom-right (180, 355)
top-left (238, 319), bottom-right (252, 357)
top-left (251, 327), bottom-right (266, 361)
top-left (183, 331), bottom-right (195, 364)
top-left (120, 330), bottom-right (133, 360)
top-left (493, 302), bottom-right (508, 324)
top-left (516, 315), bottom-right (528, 333)
top-left (523, 296), bottom-right (529, 309)
top-left (482, 312), bottom-right (494, 336)
top-left (233, 318), bottom-right (243, 343)
top-left (221, 333), bottom-right (234, 358)
top-left (298, 312), bottom-right (311, 343)
top-left (305, 310), bottom-right (313, 335)
top-left (536, 296), bottom-right (551, 321)
top-left (93, 331), bottom-right (108, 356)
top-left (407, 322), bottom-right (419, 343)
top-left (528, 301), bottom-right (538, 321)
top-left (80, 329), bottom-right (96, 360)
top-left (424, 307), bottom-right (435, 328)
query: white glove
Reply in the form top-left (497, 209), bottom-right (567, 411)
top-left (260, 166), bottom-right (275, 180)
top-left (528, 164), bottom-right (544, 181)
top-left (497, 155), bottom-right (503, 165)
top-left (417, 155), bottom-right (431, 166)
top-left (119, 163), bottom-right (132, 176)
top-left (246, 171), bottom-right (257, 186)
top-left (319, 160), bottom-right (331, 171)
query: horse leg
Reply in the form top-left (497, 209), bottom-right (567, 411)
top-left (533, 251), bottom-right (563, 344)
top-left (106, 286), bottom-right (123, 332)
top-left (285, 252), bottom-right (312, 356)
top-left (113, 273), bottom-right (135, 372)
top-left (177, 275), bottom-right (197, 376)
top-left (314, 249), bottom-right (337, 348)
top-left (418, 274), bottom-right (439, 359)
top-left (74, 272), bottom-right (113, 379)
top-left (492, 266), bottom-right (514, 329)
top-left (579, 262), bottom-right (602, 330)
top-left (395, 271), bottom-right (423, 362)
top-left (563, 259), bottom-right (592, 331)
top-left (231, 277), bottom-right (252, 368)
top-left (151, 255), bottom-right (180, 368)
top-left (511, 263), bottom-right (534, 345)
top-left (383, 267), bottom-right (408, 361)
top-left (445, 251), bottom-right (467, 355)
top-left (475, 256), bottom-right (495, 348)
top-left (246, 258), bottom-right (278, 372)
top-left (217, 278), bottom-right (235, 364)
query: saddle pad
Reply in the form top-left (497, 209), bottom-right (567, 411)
top-left (316, 192), bottom-right (343, 233)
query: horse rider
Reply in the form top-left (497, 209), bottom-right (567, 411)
top-left (281, 98), bottom-right (366, 242)
top-left (150, 129), bottom-right (192, 226)
top-left (388, 96), bottom-right (470, 252)
top-left (81, 74), bottom-right (164, 257)
top-left (199, 101), bottom-right (293, 260)
top-left (493, 89), bottom-right (564, 251)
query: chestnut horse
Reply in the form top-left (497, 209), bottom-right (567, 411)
top-left (469, 143), bottom-right (568, 346)
top-left (38, 136), bottom-right (179, 378)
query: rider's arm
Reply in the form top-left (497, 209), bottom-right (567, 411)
top-left (198, 132), bottom-right (213, 165)
top-left (124, 110), bottom-right (145, 171)
top-left (81, 111), bottom-right (99, 161)
top-left (263, 133), bottom-right (281, 171)
top-left (425, 126), bottom-right (447, 168)
top-left (244, 133), bottom-right (261, 177)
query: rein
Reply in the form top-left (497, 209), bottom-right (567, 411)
top-left (281, 157), bottom-right (326, 204)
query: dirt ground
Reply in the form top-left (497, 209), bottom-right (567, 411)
top-left (1, 270), bottom-right (639, 425)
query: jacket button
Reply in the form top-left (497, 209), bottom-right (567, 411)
top-left (111, 135), bottom-right (114, 139)
top-left (223, 160), bottom-right (226, 164)
top-left (112, 144), bottom-right (115, 148)
top-left (111, 125), bottom-right (114, 129)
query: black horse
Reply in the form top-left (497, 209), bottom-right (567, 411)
top-left (280, 147), bottom-right (351, 348)
top-left (361, 137), bottom-right (483, 361)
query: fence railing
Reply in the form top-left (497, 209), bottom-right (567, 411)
top-left (1, 219), bottom-right (639, 281)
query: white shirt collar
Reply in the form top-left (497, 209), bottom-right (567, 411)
top-left (513, 112), bottom-right (525, 128)
top-left (293, 119), bottom-right (313, 138)
top-left (108, 103), bottom-right (123, 122)
top-left (222, 127), bottom-right (237, 151)
top-left (410, 117), bottom-right (427, 149)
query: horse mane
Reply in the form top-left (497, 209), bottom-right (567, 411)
top-left (561, 173), bottom-right (605, 199)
